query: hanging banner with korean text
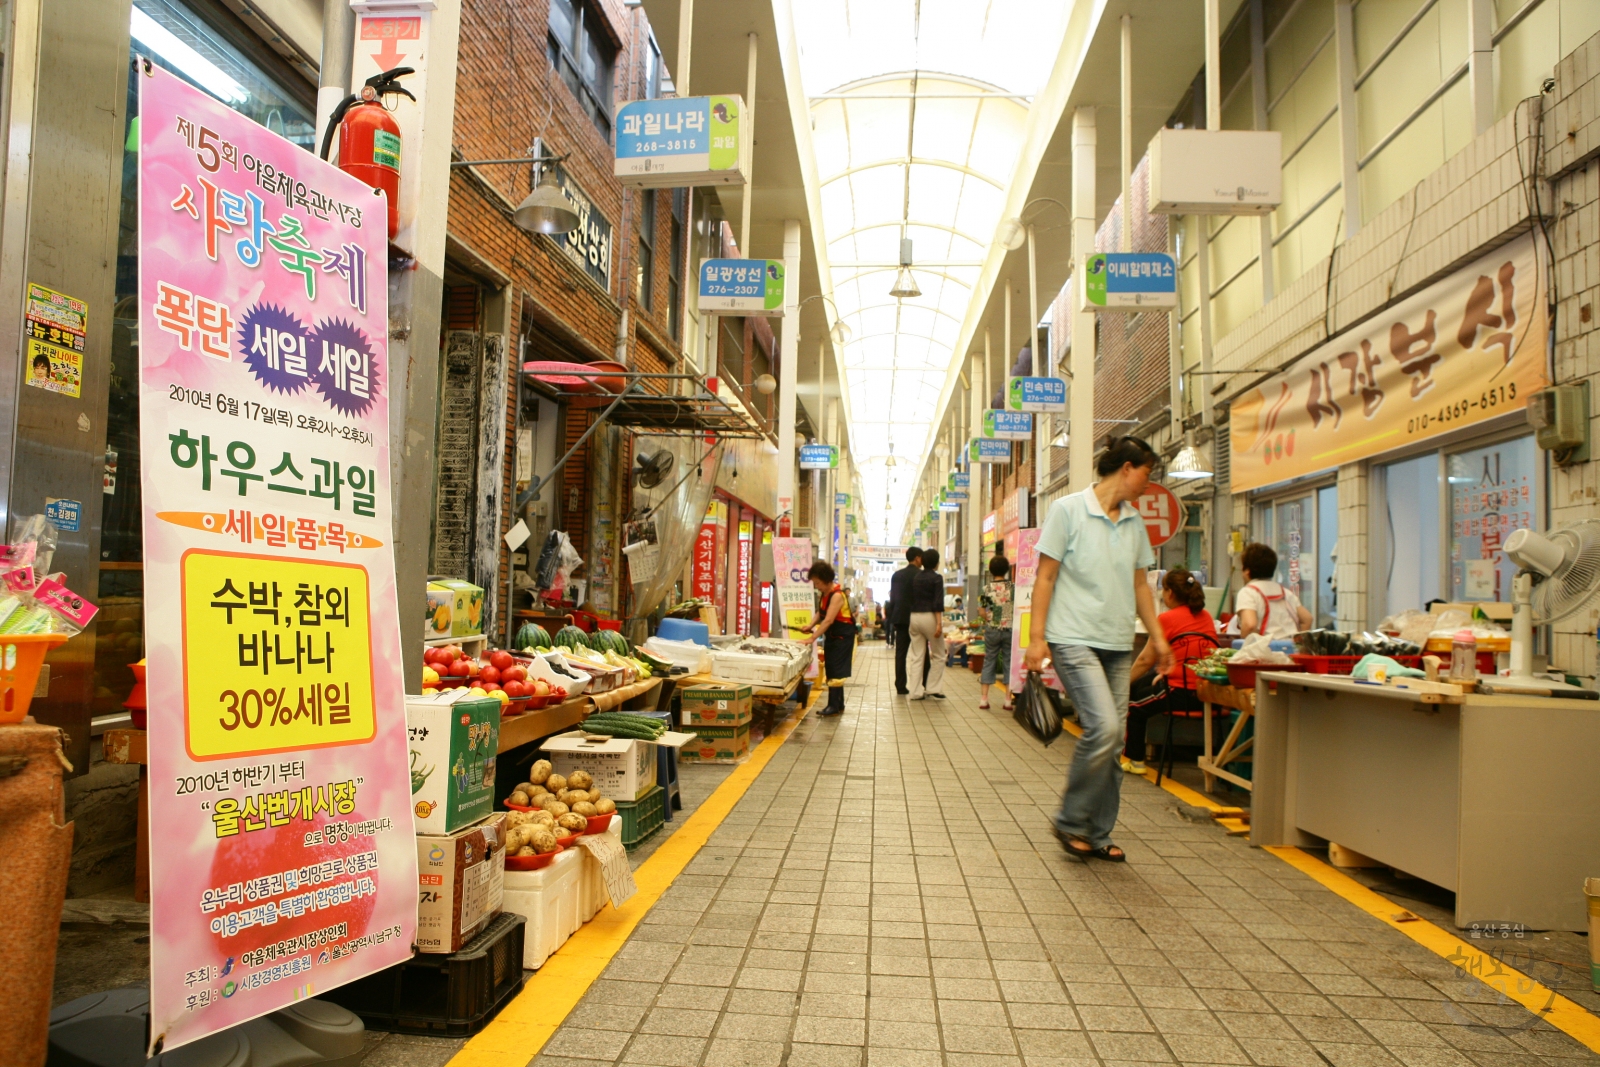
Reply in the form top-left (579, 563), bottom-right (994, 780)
top-left (137, 65), bottom-right (414, 1054)
top-left (1008, 528), bottom-right (1063, 694)
top-left (771, 538), bottom-right (815, 640)
top-left (1230, 235), bottom-right (1547, 492)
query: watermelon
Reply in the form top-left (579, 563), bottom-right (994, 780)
top-left (597, 629), bottom-right (625, 654)
top-left (555, 625), bottom-right (590, 650)
top-left (514, 623), bottom-right (551, 650)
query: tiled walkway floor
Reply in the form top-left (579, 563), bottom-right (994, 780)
top-left (532, 645), bottom-right (1600, 1067)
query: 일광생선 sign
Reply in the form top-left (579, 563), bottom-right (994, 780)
top-left (1230, 235), bottom-right (1548, 492)
top-left (137, 64), bottom-right (415, 1053)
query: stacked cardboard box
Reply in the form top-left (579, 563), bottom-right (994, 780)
top-left (678, 684), bottom-right (751, 763)
top-left (408, 691), bottom-right (507, 953)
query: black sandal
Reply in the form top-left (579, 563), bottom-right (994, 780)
top-left (1056, 829), bottom-right (1127, 862)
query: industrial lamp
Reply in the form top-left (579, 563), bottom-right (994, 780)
top-left (889, 238), bottom-right (921, 299)
top-left (453, 139), bottom-right (580, 235)
top-left (1168, 440), bottom-right (1214, 479)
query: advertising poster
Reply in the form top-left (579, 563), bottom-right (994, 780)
top-left (1008, 528), bottom-right (1062, 694)
top-left (24, 281), bottom-right (88, 397)
top-left (137, 65), bottom-right (413, 1052)
top-left (1230, 235), bottom-right (1547, 491)
top-left (691, 503), bottom-right (719, 600)
top-left (771, 537), bottom-right (815, 640)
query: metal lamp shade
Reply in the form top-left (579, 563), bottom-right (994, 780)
top-left (514, 184), bottom-right (580, 234)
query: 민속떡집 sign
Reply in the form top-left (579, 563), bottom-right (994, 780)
top-left (1229, 235), bottom-right (1548, 492)
top-left (614, 95), bottom-right (747, 188)
top-left (1007, 376), bottom-right (1067, 413)
top-left (698, 258), bottom-right (785, 315)
top-left (136, 65), bottom-right (415, 1053)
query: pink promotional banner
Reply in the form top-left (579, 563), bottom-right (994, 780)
top-left (1008, 528), bottom-right (1062, 694)
top-left (137, 63), bottom-right (414, 1053)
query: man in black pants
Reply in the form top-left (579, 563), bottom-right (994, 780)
top-left (889, 547), bottom-right (923, 695)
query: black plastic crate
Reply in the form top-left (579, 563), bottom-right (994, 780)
top-left (322, 911), bottom-right (525, 1037)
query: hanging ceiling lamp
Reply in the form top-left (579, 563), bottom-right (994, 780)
top-left (1168, 440), bottom-right (1214, 480)
top-left (889, 237), bottom-right (921, 299)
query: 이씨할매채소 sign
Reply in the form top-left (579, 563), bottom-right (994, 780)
top-left (137, 65), bottom-right (414, 1053)
top-left (1081, 252), bottom-right (1177, 310)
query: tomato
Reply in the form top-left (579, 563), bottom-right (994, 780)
top-left (501, 666), bottom-right (526, 683)
top-left (487, 650), bottom-right (514, 671)
top-left (448, 660), bottom-right (472, 678)
top-left (503, 680), bottom-right (526, 698)
top-left (479, 665), bottom-right (501, 685)
top-left (481, 682), bottom-right (501, 693)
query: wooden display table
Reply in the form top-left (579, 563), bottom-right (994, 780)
top-left (1252, 671), bottom-right (1600, 931)
top-left (496, 676), bottom-right (662, 754)
top-left (1194, 679), bottom-right (1255, 793)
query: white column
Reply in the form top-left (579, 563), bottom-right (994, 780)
top-left (825, 399), bottom-right (838, 566)
top-left (1027, 222), bottom-right (1043, 492)
top-left (1250, 0), bottom-right (1274, 303)
top-left (1003, 282), bottom-right (1013, 477)
top-left (1069, 106), bottom-right (1097, 492)
top-left (1334, 0), bottom-right (1362, 239)
top-left (1120, 14), bottom-right (1132, 255)
top-left (1468, 0), bottom-right (1494, 136)
top-left (740, 32), bottom-right (757, 255)
top-left (966, 355), bottom-right (981, 602)
top-left (1200, 0), bottom-right (1221, 430)
top-left (676, 0), bottom-right (693, 94)
top-left (776, 220), bottom-right (801, 531)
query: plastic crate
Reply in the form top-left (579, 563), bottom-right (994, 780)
top-left (614, 784), bottom-right (665, 851)
top-left (322, 912), bottom-right (525, 1037)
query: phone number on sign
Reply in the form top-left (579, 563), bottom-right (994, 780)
top-left (1406, 383), bottom-right (1519, 434)
top-left (168, 385), bottom-right (375, 446)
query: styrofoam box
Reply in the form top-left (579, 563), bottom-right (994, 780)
top-left (709, 649), bottom-right (795, 687)
top-left (502, 848), bottom-right (584, 970)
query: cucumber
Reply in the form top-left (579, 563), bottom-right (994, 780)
top-left (580, 720), bottom-right (660, 739)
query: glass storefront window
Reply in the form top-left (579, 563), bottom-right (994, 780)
top-left (1251, 487), bottom-right (1335, 628)
top-left (96, 0), bottom-right (316, 715)
top-left (1448, 436), bottom-right (1539, 603)
top-left (1377, 453), bottom-right (1442, 621)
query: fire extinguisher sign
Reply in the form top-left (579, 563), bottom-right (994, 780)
top-left (135, 63), bottom-right (415, 1055)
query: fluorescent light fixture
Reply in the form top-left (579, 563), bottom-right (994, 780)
top-left (131, 7), bottom-right (247, 104)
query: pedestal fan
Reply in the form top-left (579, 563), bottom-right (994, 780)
top-left (1491, 519), bottom-right (1600, 696)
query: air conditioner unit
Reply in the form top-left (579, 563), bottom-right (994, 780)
top-left (1148, 129), bottom-right (1282, 216)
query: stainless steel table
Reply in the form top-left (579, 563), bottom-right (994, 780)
top-left (1252, 671), bottom-right (1600, 931)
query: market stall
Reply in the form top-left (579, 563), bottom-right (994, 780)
top-left (1251, 671), bottom-right (1600, 931)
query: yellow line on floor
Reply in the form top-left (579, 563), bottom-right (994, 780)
top-left (1064, 717), bottom-right (1600, 1049)
top-left (1266, 846), bottom-right (1600, 1053)
top-left (447, 694), bottom-right (817, 1067)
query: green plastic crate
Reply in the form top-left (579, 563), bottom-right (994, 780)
top-left (613, 784), bottom-right (665, 851)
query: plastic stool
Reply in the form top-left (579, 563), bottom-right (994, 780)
top-left (633, 710), bottom-right (682, 820)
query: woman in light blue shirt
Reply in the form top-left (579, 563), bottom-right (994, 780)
top-left (1023, 436), bottom-right (1172, 862)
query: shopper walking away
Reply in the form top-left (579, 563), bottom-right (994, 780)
top-left (800, 561), bottom-right (856, 717)
top-left (978, 555), bottom-right (1015, 710)
top-left (888, 547), bottom-right (923, 693)
top-left (1234, 542), bottom-right (1313, 640)
top-left (1124, 568), bottom-right (1216, 773)
top-left (906, 548), bottom-right (947, 700)
top-left (1024, 436), bottom-right (1172, 862)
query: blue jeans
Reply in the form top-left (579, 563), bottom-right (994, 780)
top-left (1049, 643), bottom-right (1133, 849)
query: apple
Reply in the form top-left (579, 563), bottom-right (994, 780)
top-left (449, 659), bottom-right (472, 678)
top-left (502, 665), bottom-right (526, 683)
top-left (479, 665), bottom-right (501, 685)
top-left (488, 650), bottom-right (514, 671)
top-left (503, 680), bottom-right (526, 698)
top-left (529, 678), bottom-right (550, 697)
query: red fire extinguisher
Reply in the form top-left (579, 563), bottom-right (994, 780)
top-left (320, 66), bottom-right (415, 241)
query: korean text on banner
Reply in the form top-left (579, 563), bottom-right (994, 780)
top-left (770, 538), bottom-right (815, 642)
top-left (137, 66), bottom-right (414, 1054)
top-left (1229, 235), bottom-right (1548, 492)
top-left (1008, 529), bottom-right (1063, 695)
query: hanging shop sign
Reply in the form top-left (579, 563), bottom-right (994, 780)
top-left (835, 492), bottom-right (851, 506)
top-left (850, 544), bottom-right (909, 563)
top-left (551, 164), bottom-right (613, 290)
top-left (691, 502), bottom-right (720, 601)
top-left (137, 65), bottom-right (413, 1054)
top-left (981, 511), bottom-right (998, 547)
top-left (697, 258), bottom-right (785, 315)
top-left (1081, 252), bottom-right (1177, 311)
top-left (1229, 235), bottom-right (1548, 493)
top-left (944, 492), bottom-right (968, 504)
top-left (982, 409), bottom-right (1032, 440)
top-left (1137, 483), bottom-right (1182, 548)
top-left (1006, 376), bottom-right (1067, 413)
top-left (969, 437), bottom-right (1011, 464)
top-left (799, 443), bottom-right (838, 469)
top-left (736, 519), bottom-right (754, 634)
top-left (949, 471), bottom-right (970, 490)
top-left (615, 95), bottom-right (748, 188)
top-left (1147, 128), bottom-right (1282, 216)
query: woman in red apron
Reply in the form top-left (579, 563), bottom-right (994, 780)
top-left (801, 561), bottom-right (856, 717)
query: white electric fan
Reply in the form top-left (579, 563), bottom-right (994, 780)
top-left (1493, 519), bottom-right (1600, 696)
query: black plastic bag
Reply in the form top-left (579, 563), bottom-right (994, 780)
top-left (1014, 671), bottom-right (1063, 746)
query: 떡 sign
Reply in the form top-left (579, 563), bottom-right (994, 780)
top-left (969, 437), bottom-right (1011, 464)
top-left (1229, 235), bottom-right (1548, 492)
top-left (1082, 252), bottom-right (1177, 310)
top-left (1007, 376), bottom-right (1067, 413)
top-left (698, 258), bottom-right (785, 315)
top-left (137, 66), bottom-right (415, 1052)
top-left (799, 443), bottom-right (838, 469)
top-left (983, 409), bottom-right (1032, 440)
top-left (615, 95), bottom-right (748, 188)
top-left (1136, 483), bottom-right (1182, 548)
